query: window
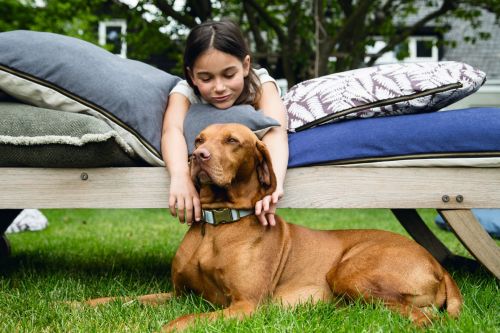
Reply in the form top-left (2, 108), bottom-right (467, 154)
top-left (365, 36), bottom-right (439, 65)
top-left (98, 20), bottom-right (127, 58)
top-left (409, 36), bottom-right (438, 61)
top-left (416, 39), bottom-right (433, 58)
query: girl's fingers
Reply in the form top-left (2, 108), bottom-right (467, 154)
top-left (169, 196), bottom-right (177, 217)
top-left (262, 196), bottom-right (271, 212)
top-left (169, 192), bottom-right (200, 224)
top-left (255, 201), bottom-right (268, 226)
top-left (267, 213), bottom-right (276, 226)
top-left (184, 199), bottom-right (193, 225)
top-left (255, 200), bottom-right (263, 215)
top-left (177, 199), bottom-right (186, 223)
top-left (257, 212), bottom-right (268, 226)
top-left (193, 196), bottom-right (201, 222)
top-left (272, 191), bottom-right (280, 204)
top-left (254, 195), bottom-right (281, 227)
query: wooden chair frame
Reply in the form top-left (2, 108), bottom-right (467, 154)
top-left (1, 166), bottom-right (499, 278)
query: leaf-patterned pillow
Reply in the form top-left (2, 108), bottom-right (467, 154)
top-left (284, 61), bottom-right (486, 132)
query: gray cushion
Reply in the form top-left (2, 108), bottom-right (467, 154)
top-left (284, 61), bottom-right (486, 131)
top-left (183, 104), bottom-right (280, 155)
top-left (0, 30), bottom-right (181, 166)
top-left (0, 102), bottom-right (145, 167)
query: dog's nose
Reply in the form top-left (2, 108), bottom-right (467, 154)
top-left (194, 147), bottom-right (211, 162)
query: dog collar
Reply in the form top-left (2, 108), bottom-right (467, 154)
top-left (202, 208), bottom-right (254, 225)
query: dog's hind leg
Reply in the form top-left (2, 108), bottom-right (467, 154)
top-left (133, 292), bottom-right (176, 306)
top-left (82, 292), bottom-right (175, 307)
top-left (161, 300), bottom-right (257, 332)
top-left (326, 266), bottom-right (437, 326)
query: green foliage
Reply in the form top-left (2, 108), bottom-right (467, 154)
top-left (0, 0), bottom-right (36, 32)
top-left (0, 0), bottom-right (182, 73)
top-left (0, 0), bottom-right (104, 42)
top-left (1, 0), bottom-right (499, 83)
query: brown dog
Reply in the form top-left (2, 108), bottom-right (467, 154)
top-left (85, 123), bottom-right (462, 331)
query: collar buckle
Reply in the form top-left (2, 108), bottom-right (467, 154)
top-left (202, 208), bottom-right (253, 225)
top-left (211, 208), bottom-right (233, 224)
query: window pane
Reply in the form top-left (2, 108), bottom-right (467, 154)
top-left (106, 26), bottom-right (122, 54)
top-left (416, 40), bottom-right (433, 58)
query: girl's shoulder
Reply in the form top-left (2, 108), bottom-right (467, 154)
top-left (253, 67), bottom-right (272, 82)
top-left (170, 80), bottom-right (203, 105)
top-left (254, 68), bottom-right (281, 96)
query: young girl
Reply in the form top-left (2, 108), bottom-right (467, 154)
top-left (161, 20), bottom-right (288, 227)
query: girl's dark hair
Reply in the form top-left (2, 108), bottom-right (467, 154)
top-left (183, 20), bottom-right (262, 107)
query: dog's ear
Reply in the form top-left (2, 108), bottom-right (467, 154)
top-left (255, 140), bottom-right (277, 192)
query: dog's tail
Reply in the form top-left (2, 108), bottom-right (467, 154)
top-left (443, 270), bottom-right (462, 318)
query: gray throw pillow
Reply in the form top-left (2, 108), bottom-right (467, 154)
top-left (284, 61), bottom-right (486, 131)
top-left (0, 30), bottom-right (181, 166)
top-left (183, 104), bottom-right (280, 155)
top-left (0, 102), bottom-right (145, 167)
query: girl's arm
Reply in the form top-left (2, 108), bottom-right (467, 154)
top-left (161, 93), bottom-right (201, 224)
top-left (256, 81), bottom-right (289, 226)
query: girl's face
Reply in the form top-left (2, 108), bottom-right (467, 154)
top-left (189, 48), bottom-right (250, 109)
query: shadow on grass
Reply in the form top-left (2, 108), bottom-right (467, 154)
top-left (0, 250), bottom-right (172, 281)
top-left (1, 242), bottom-right (494, 292)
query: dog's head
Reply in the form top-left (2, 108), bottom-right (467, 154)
top-left (190, 123), bottom-right (277, 209)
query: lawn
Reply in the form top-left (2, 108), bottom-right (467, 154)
top-left (0, 208), bottom-right (498, 332)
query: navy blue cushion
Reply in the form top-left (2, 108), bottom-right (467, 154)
top-left (288, 107), bottom-right (500, 167)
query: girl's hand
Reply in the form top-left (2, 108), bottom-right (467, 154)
top-left (255, 188), bottom-right (284, 227)
top-left (168, 176), bottom-right (201, 225)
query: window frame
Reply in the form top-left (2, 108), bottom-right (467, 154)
top-left (98, 19), bottom-right (127, 58)
top-left (365, 35), bottom-right (440, 64)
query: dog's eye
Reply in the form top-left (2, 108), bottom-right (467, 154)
top-left (195, 138), bottom-right (204, 146)
top-left (226, 137), bottom-right (239, 144)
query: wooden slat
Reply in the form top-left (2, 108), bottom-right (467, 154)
top-left (0, 166), bottom-right (500, 208)
top-left (282, 166), bottom-right (500, 209)
top-left (438, 209), bottom-right (500, 279)
top-left (0, 168), bottom-right (169, 208)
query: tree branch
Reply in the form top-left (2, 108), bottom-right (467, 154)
top-left (186, 0), bottom-right (212, 22)
top-left (328, 0), bottom-right (373, 51)
top-left (244, 0), bottom-right (286, 43)
top-left (243, 1), bottom-right (266, 48)
top-left (243, 1), bottom-right (272, 69)
top-left (338, 0), bottom-right (353, 17)
top-left (152, 0), bottom-right (197, 28)
top-left (371, 0), bottom-right (398, 29)
top-left (366, 0), bottom-right (458, 66)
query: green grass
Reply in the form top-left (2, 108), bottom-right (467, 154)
top-left (0, 208), bottom-right (498, 332)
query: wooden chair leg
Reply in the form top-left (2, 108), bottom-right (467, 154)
top-left (391, 209), bottom-right (477, 270)
top-left (438, 209), bottom-right (500, 279)
top-left (0, 209), bottom-right (22, 258)
top-left (0, 209), bottom-right (22, 234)
top-left (0, 234), bottom-right (10, 258)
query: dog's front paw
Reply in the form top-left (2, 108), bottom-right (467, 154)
top-left (161, 314), bottom-right (196, 332)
